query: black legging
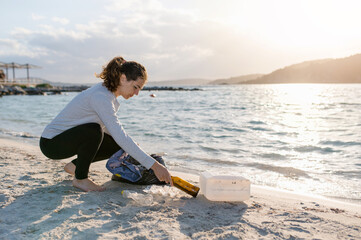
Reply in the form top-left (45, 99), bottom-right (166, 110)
top-left (40, 123), bottom-right (121, 179)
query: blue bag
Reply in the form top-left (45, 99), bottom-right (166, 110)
top-left (106, 149), bottom-right (142, 182)
top-left (106, 149), bottom-right (167, 185)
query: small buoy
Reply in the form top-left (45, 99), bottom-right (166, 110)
top-left (150, 93), bottom-right (156, 98)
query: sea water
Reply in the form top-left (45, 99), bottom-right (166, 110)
top-left (0, 84), bottom-right (360, 203)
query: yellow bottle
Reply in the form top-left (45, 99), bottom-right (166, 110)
top-left (171, 176), bottom-right (200, 197)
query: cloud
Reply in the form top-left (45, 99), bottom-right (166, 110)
top-left (52, 17), bottom-right (70, 25)
top-left (0, 0), bottom-right (282, 82)
top-left (0, 38), bottom-right (48, 58)
top-left (104, 0), bottom-right (164, 12)
top-left (31, 13), bottom-right (46, 21)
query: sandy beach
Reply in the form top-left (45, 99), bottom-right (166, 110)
top-left (0, 137), bottom-right (360, 240)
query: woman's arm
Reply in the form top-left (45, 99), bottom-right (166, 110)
top-left (90, 92), bottom-right (156, 168)
top-left (90, 90), bottom-right (172, 184)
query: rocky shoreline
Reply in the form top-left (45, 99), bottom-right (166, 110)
top-left (143, 86), bottom-right (201, 91)
top-left (0, 84), bottom-right (89, 96)
top-left (0, 84), bottom-right (201, 97)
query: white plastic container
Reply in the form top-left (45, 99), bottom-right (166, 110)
top-left (200, 171), bottom-right (250, 202)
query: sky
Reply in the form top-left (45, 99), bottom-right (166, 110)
top-left (1, 0), bottom-right (361, 84)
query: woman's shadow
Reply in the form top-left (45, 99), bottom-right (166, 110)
top-left (0, 178), bottom-right (250, 239)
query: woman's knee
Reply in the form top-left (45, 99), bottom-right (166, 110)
top-left (39, 137), bottom-right (52, 158)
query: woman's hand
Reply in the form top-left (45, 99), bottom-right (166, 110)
top-left (151, 161), bottom-right (173, 186)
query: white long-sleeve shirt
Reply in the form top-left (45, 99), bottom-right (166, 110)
top-left (41, 82), bottom-right (155, 169)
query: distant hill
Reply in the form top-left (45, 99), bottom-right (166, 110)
top-left (209, 74), bottom-right (264, 85)
top-left (148, 75), bottom-right (266, 86)
top-left (241, 54), bottom-right (361, 84)
top-left (147, 78), bottom-right (211, 86)
top-left (20, 53), bottom-right (360, 87)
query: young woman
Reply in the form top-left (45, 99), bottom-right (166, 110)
top-left (40, 56), bottom-right (172, 192)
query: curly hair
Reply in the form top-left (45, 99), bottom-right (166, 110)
top-left (98, 56), bottom-right (147, 92)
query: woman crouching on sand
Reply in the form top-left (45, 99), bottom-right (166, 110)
top-left (40, 56), bottom-right (172, 192)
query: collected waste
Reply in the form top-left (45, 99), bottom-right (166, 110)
top-left (200, 171), bottom-right (250, 202)
top-left (121, 190), bottom-right (153, 205)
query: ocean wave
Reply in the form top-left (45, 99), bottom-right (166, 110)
top-left (222, 127), bottom-right (247, 133)
top-left (323, 195), bottom-right (361, 205)
top-left (175, 154), bottom-right (240, 166)
top-left (231, 106), bottom-right (246, 110)
top-left (199, 145), bottom-right (220, 153)
top-left (198, 145), bottom-right (242, 154)
top-left (293, 145), bottom-right (341, 154)
top-left (332, 170), bottom-right (361, 179)
top-left (319, 140), bottom-right (361, 147)
top-left (143, 132), bottom-right (165, 138)
top-left (246, 162), bottom-right (310, 178)
top-left (259, 153), bottom-right (287, 160)
top-left (212, 134), bottom-right (233, 139)
top-left (0, 129), bottom-right (39, 139)
top-left (271, 131), bottom-right (293, 136)
top-left (339, 102), bottom-right (361, 106)
top-left (249, 126), bottom-right (272, 131)
top-left (248, 120), bottom-right (266, 125)
top-left (219, 147), bottom-right (242, 154)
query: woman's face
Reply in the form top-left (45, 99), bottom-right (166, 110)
top-left (115, 74), bottom-right (146, 99)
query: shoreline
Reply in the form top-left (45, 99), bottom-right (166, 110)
top-left (2, 133), bottom-right (361, 207)
top-left (1, 137), bottom-right (361, 239)
top-left (171, 167), bottom-right (361, 214)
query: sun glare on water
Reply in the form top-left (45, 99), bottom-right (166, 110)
top-left (263, 84), bottom-right (336, 193)
top-left (271, 84), bottom-right (329, 145)
top-left (275, 84), bottom-right (324, 105)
